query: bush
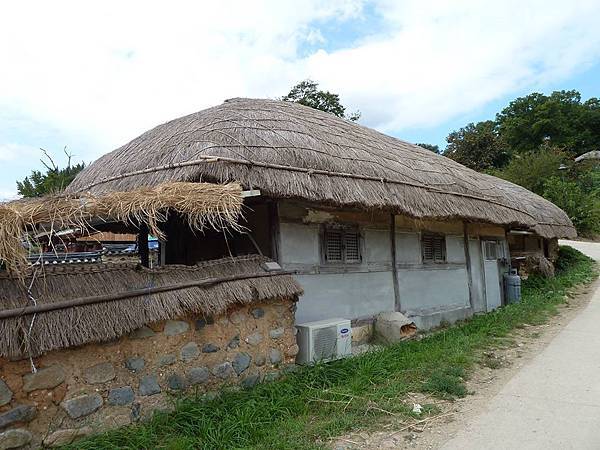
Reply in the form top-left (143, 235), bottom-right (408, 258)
top-left (554, 245), bottom-right (593, 273)
top-left (543, 177), bottom-right (600, 235)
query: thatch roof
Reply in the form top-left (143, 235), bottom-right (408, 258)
top-left (67, 98), bottom-right (575, 239)
top-left (0, 255), bottom-right (302, 358)
top-left (0, 181), bottom-right (243, 276)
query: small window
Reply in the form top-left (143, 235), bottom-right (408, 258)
top-left (422, 233), bottom-right (446, 263)
top-left (322, 225), bottom-right (361, 264)
top-left (484, 241), bottom-right (498, 260)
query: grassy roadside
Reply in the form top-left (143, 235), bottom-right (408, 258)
top-left (69, 246), bottom-right (598, 450)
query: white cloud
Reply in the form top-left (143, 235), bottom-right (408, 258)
top-left (0, 143), bottom-right (38, 162)
top-left (0, 0), bottom-right (599, 170)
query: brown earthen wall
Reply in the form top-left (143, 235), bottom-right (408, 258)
top-left (0, 299), bottom-right (297, 448)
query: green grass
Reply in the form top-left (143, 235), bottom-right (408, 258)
top-left (69, 246), bottom-right (597, 450)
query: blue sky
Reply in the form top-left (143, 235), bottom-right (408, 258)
top-left (1, 0), bottom-right (600, 200)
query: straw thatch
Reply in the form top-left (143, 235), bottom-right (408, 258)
top-left (0, 181), bottom-right (243, 276)
top-left (67, 98), bottom-right (576, 239)
top-left (0, 255), bottom-right (302, 358)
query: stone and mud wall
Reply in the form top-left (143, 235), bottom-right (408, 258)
top-left (0, 299), bottom-right (298, 449)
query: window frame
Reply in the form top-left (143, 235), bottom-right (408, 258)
top-left (320, 223), bottom-right (363, 265)
top-left (421, 232), bottom-right (447, 264)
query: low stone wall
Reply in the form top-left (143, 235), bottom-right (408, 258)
top-left (0, 299), bottom-right (298, 449)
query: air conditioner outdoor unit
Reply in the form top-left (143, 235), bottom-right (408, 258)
top-left (296, 318), bottom-right (352, 364)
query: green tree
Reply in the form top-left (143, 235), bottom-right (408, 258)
top-left (542, 176), bottom-right (600, 235)
top-left (17, 148), bottom-right (85, 197)
top-left (416, 143), bottom-right (440, 153)
top-left (496, 90), bottom-right (600, 156)
top-left (491, 145), bottom-right (567, 196)
top-left (282, 80), bottom-right (360, 121)
top-left (443, 121), bottom-right (510, 171)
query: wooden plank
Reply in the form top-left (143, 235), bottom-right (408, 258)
top-left (390, 213), bottom-right (402, 312)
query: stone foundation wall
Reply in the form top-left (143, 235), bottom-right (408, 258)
top-left (0, 299), bottom-right (298, 449)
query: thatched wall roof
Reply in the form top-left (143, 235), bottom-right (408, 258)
top-left (0, 181), bottom-right (242, 276)
top-left (67, 98), bottom-right (575, 239)
top-left (0, 255), bottom-right (302, 358)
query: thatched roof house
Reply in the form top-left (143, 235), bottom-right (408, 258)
top-left (1, 98), bottom-right (577, 357)
top-left (67, 98), bottom-right (575, 239)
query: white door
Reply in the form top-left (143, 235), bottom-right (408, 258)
top-left (469, 238), bottom-right (486, 313)
top-left (482, 240), bottom-right (503, 311)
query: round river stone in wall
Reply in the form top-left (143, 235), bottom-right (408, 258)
top-left (250, 308), bottom-right (265, 319)
top-left (43, 427), bottom-right (92, 447)
top-left (0, 405), bottom-right (37, 429)
top-left (187, 367), bottom-right (210, 385)
top-left (245, 332), bottom-right (263, 346)
top-left (128, 326), bottom-right (156, 340)
top-left (61, 393), bottom-right (103, 419)
top-left (269, 348), bottom-right (282, 365)
top-left (139, 375), bottom-right (161, 396)
top-left (228, 335), bottom-right (240, 349)
top-left (211, 362), bottom-right (234, 379)
top-left (269, 328), bottom-right (285, 339)
top-left (167, 373), bottom-right (188, 391)
top-left (125, 357), bottom-right (145, 372)
top-left (0, 379), bottom-right (12, 407)
top-left (108, 386), bottom-right (135, 406)
top-left (83, 362), bottom-right (115, 384)
top-left (156, 354), bottom-right (177, 367)
top-left (22, 365), bottom-right (66, 392)
top-left (241, 373), bottom-right (261, 389)
top-left (180, 342), bottom-right (200, 362)
top-left (232, 353), bottom-right (252, 375)
top-left (202, 343), bottom-right (220, 353)
top-left (0, 429), bottom-right (32, 449)
top-left (164, 320), bottom-right (189, 336)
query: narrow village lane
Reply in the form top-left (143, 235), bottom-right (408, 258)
top-left (441, 241), bottom-right (600, 450)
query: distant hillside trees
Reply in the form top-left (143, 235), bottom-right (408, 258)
top-left (442, 90), bottom-right (600, 235)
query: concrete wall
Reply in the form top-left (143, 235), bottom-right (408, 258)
top-left (278, 201), bottom-right (483, 329)
top-left (0, 301), bottom-right (297, 449)
top-left (394, 232), bottom-right (470, 325)
top-left (278, 202), bottom-right (395, 325)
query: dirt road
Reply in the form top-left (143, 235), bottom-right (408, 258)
top-left (333, 241), bottom-right (600, 450)
top-left (440, 240), bottom-right (600, 450)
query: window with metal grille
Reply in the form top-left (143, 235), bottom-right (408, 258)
top-left (322, 225), bottom-right (361, 264)
top-left (421, 233), bottom-right (446, 263)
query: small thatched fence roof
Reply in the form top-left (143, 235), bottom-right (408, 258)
top-left (67, 98), bottom-right (575, 239)
top-left (0, 181), bottom-right (243, 275)
top-left (0, 255), bottom-right (302, 358)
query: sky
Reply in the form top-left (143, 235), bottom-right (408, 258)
top-left (1, 0), bottom-right (600, 200)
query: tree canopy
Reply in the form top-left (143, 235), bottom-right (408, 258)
top-left (282, 80), bottom-right (360, 121)
top-left (444, 121), bottom-right (510, 171)
top-left (17, 148), bottom-right (85, 198)
top-left (496, 90), bottom-right (600, 156)
top-left (416, 143), bottom-right (440, 153)
top-left (442, 89), bottom-right (600, 236)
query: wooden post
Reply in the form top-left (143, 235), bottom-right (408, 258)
top-left (463, 222), bottom-right (474, 310)
top-left (390, 213), bottom-right (402, 312)
top-left (138, 224), bottom-right (149, 268)
top-left (269, 200), bottom-right (281, 263)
